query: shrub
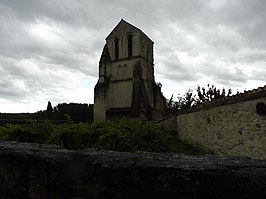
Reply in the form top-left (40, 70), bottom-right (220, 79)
top-left (0, 119), bottom-right (208, 154)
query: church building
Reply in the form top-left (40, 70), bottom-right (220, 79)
top-left (94, 19), bottom-right (166, 122)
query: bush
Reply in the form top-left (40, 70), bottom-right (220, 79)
top-left (0, 119), bottom-right (208, 154)
top-left (5, 120), bottom-right (54, 144)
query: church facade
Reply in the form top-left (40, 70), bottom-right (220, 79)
top-left (94, 20), bottom-right (166, 122)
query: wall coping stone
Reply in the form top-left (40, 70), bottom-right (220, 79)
top-left (1, 141), bottom-right (266, 198)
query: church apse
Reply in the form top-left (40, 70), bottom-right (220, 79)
top-left (94, 19), bottom-right (166, 122)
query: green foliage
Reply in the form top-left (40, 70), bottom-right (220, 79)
top-left (168, 84), bottom-right (233, 110)
top-left (4, 120), bottom-right (54, 144)
top-left (0, 124), bottom-right (18, 141)
top-left (53, 103), bottom-right (93, 123)
top-left (196, 84), bottom-right (232, 104)
top-left (0, 119), bottom-right (207, 155)
top-left (166, 94), bottom-right (178, 110)
top-left (93, 120), bottom-right (171, 152)
top-left (177, 89), bottom-right (196, 110)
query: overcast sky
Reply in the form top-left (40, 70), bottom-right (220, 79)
top-left (0, 0), bottom-right (265, 113)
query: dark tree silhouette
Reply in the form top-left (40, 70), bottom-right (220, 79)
top-left (53, 103), bottom-right (93, 123)
top-left (46, 101), bottom-right (53, 119)
top-left (167, 84), bottom-right (233, 111)
top-left (177, 89), bottom-right (196, 109)
top-left (196, 84), bottom-right (232, 104)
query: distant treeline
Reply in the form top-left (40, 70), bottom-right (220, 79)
top-left (0, 102), bottom-right (94, 125)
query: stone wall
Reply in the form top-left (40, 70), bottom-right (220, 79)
top-left (1, 141), bottom-right (266, 198)
top-left (177, 87), bottom-right (266, 159)
top-left (157, 113), bottom-right (177, 132)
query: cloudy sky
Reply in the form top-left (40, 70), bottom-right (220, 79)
top-left (0, 0), bottom-right (265, 113)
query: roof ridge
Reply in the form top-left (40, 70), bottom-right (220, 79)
top-left (105, 19), bottom-right (153, 43)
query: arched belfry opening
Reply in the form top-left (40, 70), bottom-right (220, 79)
top-left (127, 34), bottom-right (133, 57)
top-left (115, 38), bottom-right (119, 60)
top-left (94, 19), bottom-right (166, 122)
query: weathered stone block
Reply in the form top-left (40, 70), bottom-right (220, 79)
top-left (1, 141), bottom-right (266, 198)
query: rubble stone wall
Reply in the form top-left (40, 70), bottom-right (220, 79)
top-left (176, 89), bottom-right (266, 159)
top-left (1, 141), bottom-right (266, 198)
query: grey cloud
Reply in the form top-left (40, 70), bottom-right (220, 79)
top-left (0, 89), bottom-right (25, 100)
top-left (156, 56), bottom-right (199, 82)
top-left (0, 0), bottom-right (266, 112)
top-left (0, 75), bottom-right (29, 100)
top-left (0, 0), bottom-right (129, 29)
top-left (206, 0), bottom-right (266, 50)
top-left (250, 66), bottom-right (266, 82)
top-left (0, 0), bottom-right (81, 26)
top-left (213, 69), bottom-right (248, 87)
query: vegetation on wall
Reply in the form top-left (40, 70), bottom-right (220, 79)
top-left (0, 119), bottom-right (206, 155)
top-left (167, 84), bottom-right (233, 110)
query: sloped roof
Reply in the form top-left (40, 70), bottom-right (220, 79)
top-left (99, 44), bottom-right (111, 64)
top-left (106, 19), bottom-right (153, 43)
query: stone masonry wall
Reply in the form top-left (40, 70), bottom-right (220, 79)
top-left (157, 113), bottom-right (177, 132)
top-left (177, 92), bottom-right (266, 159)
top-left (1, 141), bottom-right (266, 198)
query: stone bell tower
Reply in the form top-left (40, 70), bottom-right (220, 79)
top-left (94, 19), bottom-right (166, 122)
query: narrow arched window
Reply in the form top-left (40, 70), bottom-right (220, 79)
top-left (115, 38), bottom-right (119, 60)
top-left (147, 46), bottom-right (149, 61)
top-left (127, 35), bottom-right (133, 57)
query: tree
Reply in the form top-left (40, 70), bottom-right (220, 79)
top-left (173, 84), bottom-right (232, 110)
top-left (196, 84), bottom-right (232, 104)
top-left (166, 94), bottom-right (177, 110)
top-left (177, 89), bottom-right (196, 109)
top-left (54, 103), bottom-right (92, 123)
top-left (46, 101), bottom-right (53, 119)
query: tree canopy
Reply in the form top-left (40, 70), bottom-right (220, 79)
top-left (167, 84), bottom-right (232, 110)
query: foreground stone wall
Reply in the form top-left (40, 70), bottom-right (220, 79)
top-left (177, 90), bottom-right (266, 159)
top-left (1, 141), bottom-right (266, 199)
